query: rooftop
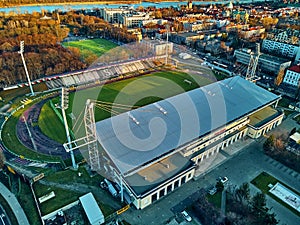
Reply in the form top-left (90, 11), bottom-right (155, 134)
top-left (125, 152), bottom-right (194, 196)
top-left (79, 193), bottom-right (104, 225)
top-left (95, 76), bottom-right (280, 175)
top-left (290, 132), bottom-right (300, 143)
top-left (289, 65), bottom-right (300, 73)
top-left (249, 106), bottom-right (281, 128)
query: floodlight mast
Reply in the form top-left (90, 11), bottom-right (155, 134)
top-left (61, 87), bottom-right (77, 170)
top-left (18, 41), bottom-right (34, 96)
top-left (165, 23), bottom-right (169, 65)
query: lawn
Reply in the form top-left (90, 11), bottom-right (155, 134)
top-left (34, 182), bottom-right (83, 216)
top-left (207, 191), bottom-right (222, 208)
top-left (251, 171), bottom-right (300, 217)
top-left (1, 101), bottom-right (63, 162)
top-left (45, 165), bottom-right (103, 186)
top-left (17, 181), bottom-right (41, 225)
top-left (63, 38), bottom-right (117, 60)
top-left (38, 101), bottom-right (67, 144)
top-left (40, 69), bottom-right (213, 143)
top-left (3, 69), bottom-right (213, 161)
top-left (34, 166), bottom-right (115, 217)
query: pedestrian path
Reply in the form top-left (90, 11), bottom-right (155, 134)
top-left (0, 182), bottom-right (29, 225)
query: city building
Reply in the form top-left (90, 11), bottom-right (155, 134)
top-left (94, 77), bottom-right (283, 209)
top-left (120, 12), bottom-right (151, 28)
top-left (234, 48), bottom-right (292, 75)
top-left (283, 64), bottom-right (300, 86)
top-left (170, 32), bottom-right (204, 45)
top-left (142, 40), bottom-right (173, 56)
top-left (262, 39), bottom-right (300, 59)
top-left (100, 8), bottom-right (131, 23)
top-left (239, 26), bottom-right (265, 39)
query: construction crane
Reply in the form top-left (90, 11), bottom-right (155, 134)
top-left (245, 43), bottom-right (261, 82)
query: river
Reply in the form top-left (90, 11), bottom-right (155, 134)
top-left (0, 0), bottom-right (269, 14)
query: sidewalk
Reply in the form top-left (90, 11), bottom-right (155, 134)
top-left (194, 137), bottom-right (254, 178)
top-left (0, 182), bottom-right (29, 225)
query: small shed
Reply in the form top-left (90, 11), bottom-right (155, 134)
top-left (79, 193), bottom-right (105, 225)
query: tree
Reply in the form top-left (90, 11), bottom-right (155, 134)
top-left (250, 192), bottom-right (268, 219)
top-left (289, 127), bottom-right (297, 136)
top-left (236, 182), bottom-right (250, 204)
top-left (216, 181), bottom-right (224, 192)
top-left (0, 150), bottom-right (5, 169)
top-left (263, 135), bottom-right (275, 152)
top-left (264, 212), bottom-right (278, 225)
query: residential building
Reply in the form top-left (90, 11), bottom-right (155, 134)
top-left (100, 8), bottom-right (131, 23)
top-left (120, 12), bottom-right (151, 28)
top-left (283, 64), bottom-right (300, 86)
top-left (262, 39), bottom-right (299, 59)
top-left (142, 40), bottom-right (173, 56)
top-left (234, 48), bottom-right (292, 75)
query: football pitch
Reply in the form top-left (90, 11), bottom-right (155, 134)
top-left (63, 38), bottom-right (117, 59)
top-left (39, 70), bottom-right (214, 144)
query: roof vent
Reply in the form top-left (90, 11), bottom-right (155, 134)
top-left (128, 112), bottom-right (139, 125)
top-left (154, 103), bottom-right (167, 115)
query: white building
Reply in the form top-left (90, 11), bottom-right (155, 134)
top-left (94, 76), bottom-right (283, 210)
top-left (120, 12), bottom-right (150, 28)
top-left (234, 48), bottom-right (292, 75)
top-left (143, 40), bottom-right (173, 56)
top-left (283, 64), bottom-right (300, 87)
top-left (100, 8), bottom-right (131, 23)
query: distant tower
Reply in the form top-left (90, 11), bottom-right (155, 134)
top-left (228, 1), bottom-right (234, 17)
top-left (187, 0), bottom-right (193, 10)
top-left (56, 12), bottom-right (60, 24)
top-left (245, 43), bottom-right (261, 82)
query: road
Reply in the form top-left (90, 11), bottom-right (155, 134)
top-left (0, 182), bottom-right (29, 225)
top-left (120, 117), bottom-right (300, 225)
top-left (0, 204), bottom-right (11, 225)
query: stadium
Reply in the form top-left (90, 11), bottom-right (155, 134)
top-left (85, 76), bottom-right (284, 210)
top-left (1, 41), bottom-right (284, 212)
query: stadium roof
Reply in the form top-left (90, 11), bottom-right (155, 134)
top-left (95, 76), bottom-right (280, 175)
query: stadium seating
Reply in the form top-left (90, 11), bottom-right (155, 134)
top-left (45, 58), bottom-right (162, 90)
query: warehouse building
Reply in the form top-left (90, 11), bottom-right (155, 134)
top-left (95, 76), bottom-right (283, 209)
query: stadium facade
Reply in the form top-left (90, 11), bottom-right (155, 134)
top-left (95, 76), bottom-right (283, 209)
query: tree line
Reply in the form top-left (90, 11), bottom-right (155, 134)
top-left (0, 0), bottom-right (141, 7)
top-left (0, 11), bottom-right (138, 87)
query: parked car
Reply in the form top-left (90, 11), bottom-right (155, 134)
top-left (219, 176), bottom-right (228, 184)
top-left (181, 210), bottom-right (192, 222)
top-left (208, 186), bottom-right (217, 195)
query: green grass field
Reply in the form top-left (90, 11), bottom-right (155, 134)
top-left (1, 102), bottom-right (63, 162)
top-left (251, 171), bottom-right (300, 217)
top-left (39, 70), bottom-right (213, 143)
top-left (2, 69), bottom-right (214, 161)
top-left (63, 38), bottom-right (117, 60)
top-left (34, 166), bottom-right (114, 216)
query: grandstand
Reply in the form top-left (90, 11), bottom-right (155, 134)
top-left (90, 76), bottom-right (284, 209)
top-left (45, 57), bottom-right (164, 90)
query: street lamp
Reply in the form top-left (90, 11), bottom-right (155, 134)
top-left (0, 213), bottom-right (6, 225)
top-left (18, 41), bottom-right (34, 96)
top-left (60, 87), bottom-right (77, 170)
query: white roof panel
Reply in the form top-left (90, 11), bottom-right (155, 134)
top-left (79, 193), bottom-right (104, 225)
